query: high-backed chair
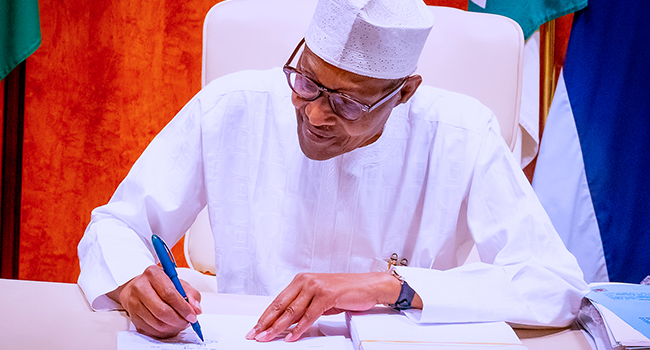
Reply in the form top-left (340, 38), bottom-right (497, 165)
top-left (184, 0), bottom-right (525, 276)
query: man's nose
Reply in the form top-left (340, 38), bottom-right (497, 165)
top-left (304, 95), bottom-right (337, 127)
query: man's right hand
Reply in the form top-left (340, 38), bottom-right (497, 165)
top-left (107, 265), bottom-right (202, 339)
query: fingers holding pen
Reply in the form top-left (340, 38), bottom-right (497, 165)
top-left (145, 266), bottom-right (199, 324)
top-left (127, 299), bottom-right (186, 339)
top-left (118, 265), bottom-right (199, 338)
top-left (180, 279), bottom-right (203, 316)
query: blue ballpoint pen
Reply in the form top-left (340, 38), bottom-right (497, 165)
top-left (151, 234), bottom-right (204, 342)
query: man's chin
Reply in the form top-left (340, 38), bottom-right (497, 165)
top-left (298, 140), bottom-right (336, 161)
top-left (297, 135), bottom-right (344, 161)
top-left (295, 113), bottom-right (346, 160)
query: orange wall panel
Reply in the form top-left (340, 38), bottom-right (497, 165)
top-left (20, 0), bottom-right (221, 282)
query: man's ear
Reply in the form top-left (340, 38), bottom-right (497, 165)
top-left (396, 74), bottom-right (423, 105)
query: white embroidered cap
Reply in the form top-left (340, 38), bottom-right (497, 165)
top-left (305, 0), bottom-right (434, 79)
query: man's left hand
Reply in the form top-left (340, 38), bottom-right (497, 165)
top-left (245, 272), bottom-right (404, 342)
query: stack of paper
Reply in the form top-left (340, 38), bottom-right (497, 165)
top-left (347, 308), bottom-right (528, 350)
top-left (578, 283), bottom-right (650, 350)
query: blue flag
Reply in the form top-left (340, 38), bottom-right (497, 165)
top-left (533, 0), bottom-right (650, 283)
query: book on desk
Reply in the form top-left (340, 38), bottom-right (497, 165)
top-left (578, 283), bottom-right (650, 350)
top-left (346, 306), bottom-right (528, 350)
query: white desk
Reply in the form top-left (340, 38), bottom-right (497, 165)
top-left (0, 279), bottom-right (593, 349)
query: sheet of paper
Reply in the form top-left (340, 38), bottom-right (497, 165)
top-left (118, 314), bottom-right (350, 350)
top-left (593, 302), bottom-right (650, 347)
top-left (586, 283), bottom-right (650, 340)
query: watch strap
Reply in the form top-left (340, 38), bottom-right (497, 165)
top-left (389, 270), bottom-right (415, 310)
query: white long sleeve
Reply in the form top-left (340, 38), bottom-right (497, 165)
top-left (397, 115), bottom-right (586, 327)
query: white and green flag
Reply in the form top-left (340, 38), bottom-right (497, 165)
top-left (468, 0), bottom-right (587, 39)
top-left (1, 0), bottom-right (41, 80)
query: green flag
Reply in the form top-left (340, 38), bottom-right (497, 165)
top-left (468, 0), bottom-right (587, 40)
top-left (0, 0), bottom-right (41, 81)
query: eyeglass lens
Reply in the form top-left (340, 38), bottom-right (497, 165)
top-left (286, 71), bottom-right (364, 121)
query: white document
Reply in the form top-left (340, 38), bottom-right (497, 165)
top-left (348, 309), bottom-right (528, 350)
top-left (595, 303), bottom-right (650, 349)
top-left (117, 314), bottom-right (350, 350)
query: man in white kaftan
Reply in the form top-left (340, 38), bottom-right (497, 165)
top-left (78, 0), bottom-right (588, 342)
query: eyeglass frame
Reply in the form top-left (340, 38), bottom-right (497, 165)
top-left (282, 38), bottom-right (407, 122)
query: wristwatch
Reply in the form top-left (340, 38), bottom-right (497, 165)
top-left (388, 268), bottom-right (415, 310)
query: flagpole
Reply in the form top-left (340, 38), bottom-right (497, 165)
top-left (1, 61), bottom-right (26, 280)
top-left (539, 19), bottom-right (557, 138)
top-left (524, 19), bottom-right (557, 182)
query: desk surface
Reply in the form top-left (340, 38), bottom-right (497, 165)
top-left (1, 279), bottom-right (593, 350)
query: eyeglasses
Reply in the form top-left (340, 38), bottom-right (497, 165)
top-left (283, 38), bottom-right (406, 122)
